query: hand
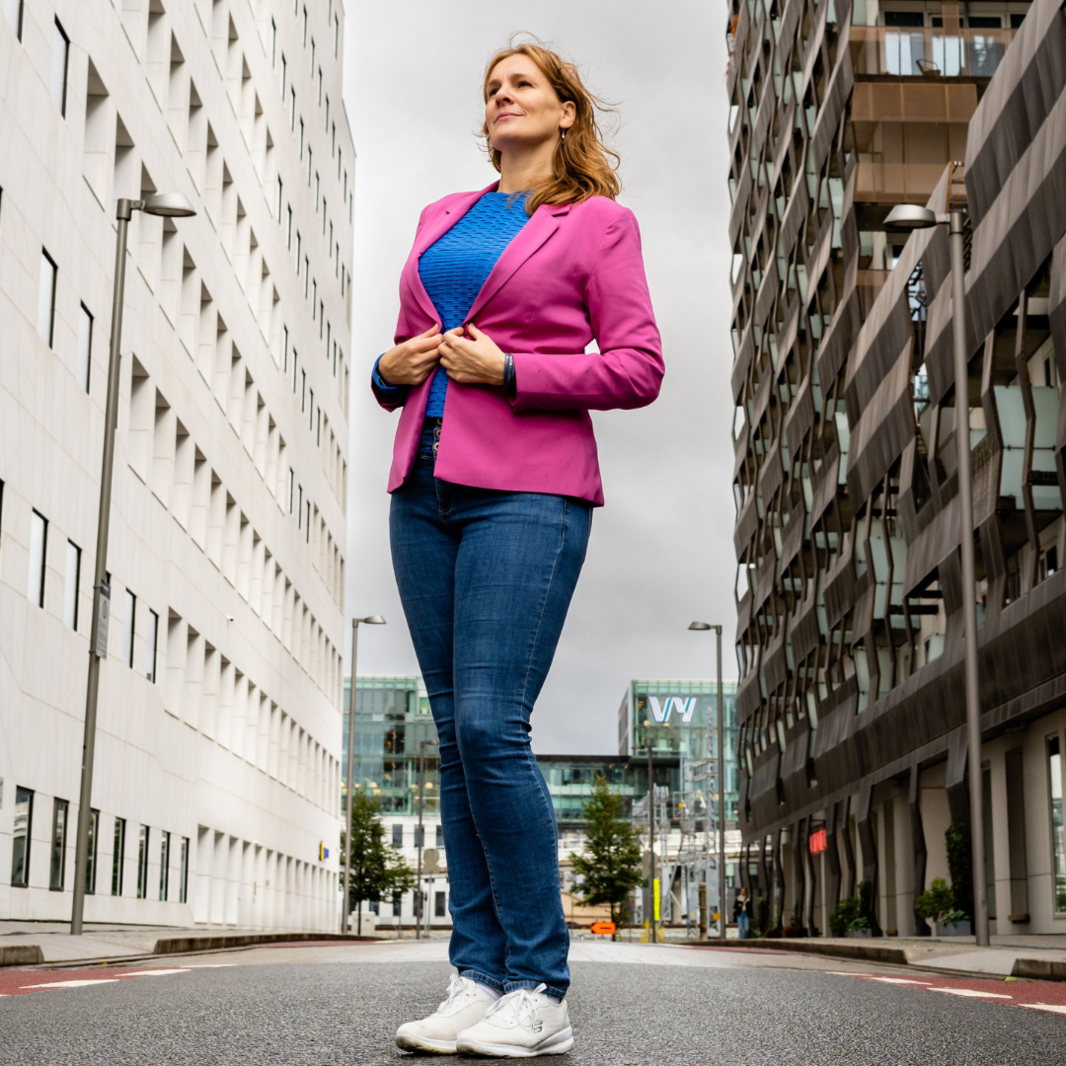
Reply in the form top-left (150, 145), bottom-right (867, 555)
top-left (439, 324), bottom-right (506, 386)
top-left (377, 324), bottom-right (442, 386)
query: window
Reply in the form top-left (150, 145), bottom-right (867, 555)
top-left (76, 304), bottom-right (93, 391)
top-left (286, 205), bottom-right (293, 248)
top-left (50, 798), bottom-right (69, 890)
top-left (147, 608), bottom-right (159, 681)
top-left (1050, 735), bottom-right (1066, 914)
top-left (297, 484), bottom-right (303, 527)
top-left (112, 816), bottom-right (126, 895)
top-left (325, 95), bottom-right (329, 135)
top-left (4, 0), bottom-right (24, 41)
top-left (302, 5), bottom-right (308, 45)
top-left (301, 369), bottom-right (306, 411)
top-left (28, 510), bottom-right (48, 608)
top-left (64, 540), bottom-right (81, 629)
top-left (11, 786), bottom-right (33, 887)
top-left (317, 66), bottom-right (322, 104)
top-left (159, 830), bottom-right (170, 901)
top-left (304, 258), bottom-right (309, 297)
top-left (414, 825), bottom-right (424, 848)
top-left (307, 146), bottom-right (312, 186)
top-left (316, 407), bottom-right (321, 446)
top-left (280, 54), bottom-right (287, 98)
top-left (309, 388), bottom-right (314, 430)
top-left (291, 347), bottom-right (299, 391)
top-left (435, 824), bottom-right (444, 848)
top-left (315, 172), bottom-right (320, 211)
top-left (392, 824), bottom-right (403, 847)
top-left (287, 468), bottom-right (294, 513)
top-left (179, 836), bottom-right (189, 903)
top-left (136, 825), bottom-right (150, 899)
top-left (124, 589), bottom-right (137, 668)
top-left (435, 890), bottom-right (446, 918)
top-left (290, 87), bottom-right (296, 130)
top-left (38, 249), bottom-right (57, 346)
top-left (270, 18), bottom-right (277, 66)
top-left (312, 280), bottom-right (317, 317)
top-left (299, 118), bottom-right (305, 160)
top-left (296, 230), bottom-right (302, 271)
top-left (334, 13), bottom-right (339, 57)
top-left (85, 809), bottom-right (99, 894)
top-left (51, 19), bottom-right (69, 115)
top-left (276, 176), bottom-right (283, 222)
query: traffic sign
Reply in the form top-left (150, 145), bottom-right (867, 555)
top-left (590, 921), bottom-right (616, 936)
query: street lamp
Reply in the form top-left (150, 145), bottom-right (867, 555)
top-left (640, 719), bottom-right (658, 944)
top-left (689, 622), bottom-right (727, 941)
top-left (342, 615), bottom-right (386, 933)
top-left (415, 737), bottom-right (439, 939)
top-left (70, 192), bottom-right (196, 937)
top-left (883, 196), bottom-right (989, 948)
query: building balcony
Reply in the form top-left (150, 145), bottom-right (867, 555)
top-left (850, 26), bottom-right (1017, 80)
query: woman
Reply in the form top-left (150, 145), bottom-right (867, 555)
top-left (376, 41), bottom-right (662, 1057)
top-left (733, 886), bottom-right (752, 939)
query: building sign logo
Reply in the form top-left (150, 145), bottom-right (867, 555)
top-left (648, 696), bottom-right (697, 724)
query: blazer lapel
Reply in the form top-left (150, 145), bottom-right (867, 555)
top-left (407, 183), bottom-right (498, 325)
top-left (464, 202), bottom-right (571, 324)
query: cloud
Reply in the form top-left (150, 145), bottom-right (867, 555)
top-left (342, 0), bottom-right (736, 753)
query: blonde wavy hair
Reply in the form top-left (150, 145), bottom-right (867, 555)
top-left (481, 39), bottom-right (621, 215)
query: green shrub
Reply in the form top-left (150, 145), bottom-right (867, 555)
top-left (829, 895), bottom-right (862, 937)
top-left (945, 823), bottom-right (973, 921)
top-left (915, 878), bottom-right (955, 923)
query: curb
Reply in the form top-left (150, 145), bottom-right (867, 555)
top-left (1012, 957), bottom-right (1066, 980)
top-left (0, 945), bottom-right (44, 967)
top-left (153, 932), bottom-right (380, 955)
top-left (693, 937), bottom-right (910, 965)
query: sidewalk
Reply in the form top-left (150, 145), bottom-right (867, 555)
top-left (703, 933), bottom-right (1066, 979)
top-left (0, 921), bottom-right (374, 967)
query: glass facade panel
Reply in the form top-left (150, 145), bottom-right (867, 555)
top-left (136, 825), bottom-right (149, 898)
top-left (159, 830), bottom-right (170, 901)
top-left (179, 836), bottom-right (190, 903)
top-left (112, 817), bottom-right (126, 896)
top-left (49, 798), bottom-right (68, 890)
top-left (1050, 735), bottom-right (1065, 914)
top-left (11, 786), bottom-right (33, 887)
top-left (85, 809), bottom-right (99, 894)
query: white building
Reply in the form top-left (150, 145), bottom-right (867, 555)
top-left (0, 0), bottom-right (354, 930)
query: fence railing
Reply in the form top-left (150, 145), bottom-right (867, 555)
top-left (850, 26), bottom-right (1017, 79)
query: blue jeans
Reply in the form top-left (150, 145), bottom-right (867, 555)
top-left (738, 912), bottom-right (749, 939)
top-left (389, 422), bottom-right (592, 1000)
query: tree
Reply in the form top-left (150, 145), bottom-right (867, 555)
top-left (341, 789), bottom-right (415, 934)
top-left (571, 775), bottom-right (644, 939)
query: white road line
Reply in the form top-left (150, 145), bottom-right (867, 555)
top-left (117, 969), bottom-right (191, 977)
top-left (865, 977), bottom-right (933, 985)
top-left (20, 980), bottom-right (120, 990)
top-left (930, 988), bottom-right (1012, 999)
top-left (1018, 1003), bottom-right (1066, 1015)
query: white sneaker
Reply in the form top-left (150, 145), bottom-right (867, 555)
top-left (456, 983), bottom-right (574, 1058)
top-left (395, 974), bottom-right (500, 1054)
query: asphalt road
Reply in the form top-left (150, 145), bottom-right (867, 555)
top-left (0, 941), bottom-right (1063, 1065)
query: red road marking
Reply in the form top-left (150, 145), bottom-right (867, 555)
top-left (828, 972), bottom-right (1066, 1015)
top-left (0, 966), bottom-right (191, 997)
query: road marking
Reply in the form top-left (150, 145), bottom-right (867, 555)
top-left (930, 988), bottom-right (1012, 999)
top-left (117, 969), bottom-right (190, 977)
top-left (1018, 1003), bottom-right (1066, 1015)
top-left (866, 977), bottom-right (933, 985)
top-left (20, 980), bottom-right (120, 990)
top-left (183, 963), bottom-right (238, 968)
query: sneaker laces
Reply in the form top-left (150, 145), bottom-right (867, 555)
top-left (437, 973), bottom-right (477, 1015)
top-left (484, 984), bottom-right (547, 1028)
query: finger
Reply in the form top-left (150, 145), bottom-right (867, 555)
top-left (467, 322), bottom-right (482, 339)
top-left (444, 326), bottom-right (465, 338)
top-left (421, 322), bottom-right (441, 337)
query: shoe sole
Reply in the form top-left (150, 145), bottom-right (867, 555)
top-left (395, 1029), bottom-right (458, 1054)
top-left (456, 1027), bottom-right (574, 1057)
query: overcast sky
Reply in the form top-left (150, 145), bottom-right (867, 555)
top-left (341, 0), bottom-right (736, 754)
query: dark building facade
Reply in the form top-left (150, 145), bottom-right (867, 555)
top-left (729, 0), bottom-right (1066, 935)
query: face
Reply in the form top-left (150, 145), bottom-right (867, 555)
top-left (484, 55), bottom-right (576, 154)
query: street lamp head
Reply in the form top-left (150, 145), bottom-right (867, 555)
top-left (688, 621), bottom-right (713, 631)
top-left (357, 615), bottom-right (386, 625)
top-left (141, 192), bottom-right (196, 218)
top-left (884, 203), bottom-right (939, 230)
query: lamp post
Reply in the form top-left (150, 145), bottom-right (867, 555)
top-left (689, 622), bottom-right (727, 941)
top-left (70, 193), bottom-right (196, 937)
top-left (642, 720), bottom-right (657, 944)
top-left (884, 198), bottom-right (988, 947)
top-left (341, 615), bottom-right (386, 933)
top-left (415, 737), bottom-right (438, 939)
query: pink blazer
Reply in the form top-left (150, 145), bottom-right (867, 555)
top-left (374, 181), bottom-right (663, 506)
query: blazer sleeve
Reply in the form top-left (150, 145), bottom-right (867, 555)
top-left (510, 211), bottom-right (664, 412)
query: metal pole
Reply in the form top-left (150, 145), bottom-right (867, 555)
top-left (951, 210), bottom-right (989, 947)
top-left (648, 735), bottom-right (656, 944)
top-left (341, 620), bottom-right (359, 932)
top-left (71, 200), bottom-right (132, 936)
top-left (716, 625), bottom-right (726, 940)
top-left (416, 741), bottom-right (426, 940)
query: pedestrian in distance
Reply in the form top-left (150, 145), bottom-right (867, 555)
top-left (376, 37), bottom-right (663, 1059)
top-left (733, 886), bottom-right (752, 940)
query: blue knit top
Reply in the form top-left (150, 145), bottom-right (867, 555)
top-left (374, 192), bottom-right (530, 416)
